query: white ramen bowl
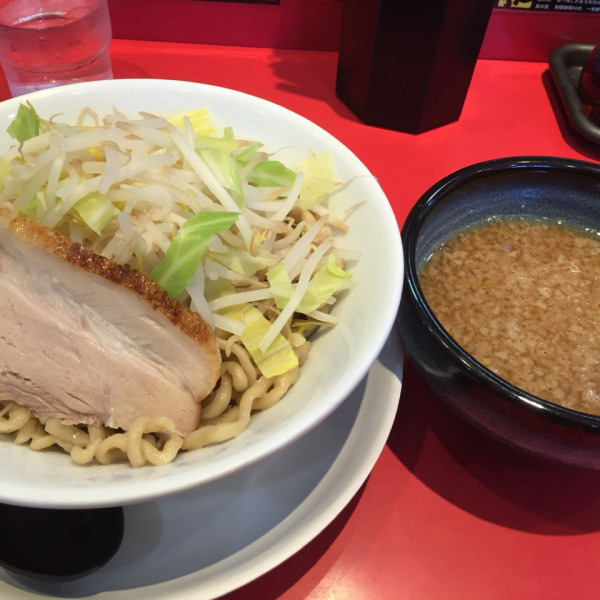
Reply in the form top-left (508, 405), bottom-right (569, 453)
top-left (0, 79), bottom-right (403, 508)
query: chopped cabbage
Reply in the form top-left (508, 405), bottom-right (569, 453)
top-left (267, 255), bottom-right (352, 314)
top-left (167, 108), bottom-right (213, 135)
top-left (7, 103), bottom-right (40, 142)
top-left (197, 147), bottom-right (244, 206)
top-left (208, 241), bottom-right (276, 276)
top-left (151, 211), bottom-right (239, 298)
top-left (73, 191), bottom-right (119, 235)
top-left (298, 254), bottom-right (352, 313)
top-left (297, 151), bottom-right (336, 209)
top-left (266, 261), bottom-right (294, 309)
top-left (1, 103), bottom-right (356, 378)
top-left (232, 305), bottom-right (299, 378)
top-left (205, 278), bottom-right (298, 378)
top-left (247, 160), bottom-right (296, 188)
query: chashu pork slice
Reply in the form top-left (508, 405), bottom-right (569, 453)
top-left (0, 206), bottom-right (221, 436)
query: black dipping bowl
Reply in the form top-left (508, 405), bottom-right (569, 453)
top-left (397, 156), bottom-right (600, 469)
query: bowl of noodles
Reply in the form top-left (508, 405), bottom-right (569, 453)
top-left (0, 79), bottom-right (402, 508)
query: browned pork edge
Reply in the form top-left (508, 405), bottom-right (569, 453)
top-left (0, 206), bottom-right (222, 434)
top-left (9, 210), bottom-right (219, 354)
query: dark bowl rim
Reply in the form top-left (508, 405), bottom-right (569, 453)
top-left (401, 155), bottom-right (600, 433)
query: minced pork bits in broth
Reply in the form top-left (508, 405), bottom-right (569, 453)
top-left (419, 220), bottom-right (600, 415)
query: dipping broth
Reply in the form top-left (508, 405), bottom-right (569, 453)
top-left (419, 220), bottom-right (600, 415)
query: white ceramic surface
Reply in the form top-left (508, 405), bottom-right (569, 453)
top-left (0, 331), bottom-right (403, 599)
top-left (0, 79), bottom-right (403, 508)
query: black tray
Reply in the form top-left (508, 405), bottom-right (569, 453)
top-left (549, 43), bottom-right (600, 146)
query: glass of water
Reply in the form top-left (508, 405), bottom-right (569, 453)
top-left (0, 0), bottom-right (113, 97)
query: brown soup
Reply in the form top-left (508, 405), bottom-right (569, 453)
top-left (419, 220), bottom-right (600, 415)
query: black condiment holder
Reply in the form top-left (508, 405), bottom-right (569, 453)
top-left (335, 0), bottom-right (496, 134)
top-left (549, 43), bottom-right (600, 146)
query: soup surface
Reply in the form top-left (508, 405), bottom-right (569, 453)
top-left (419, 220), bottom-right (600, 415)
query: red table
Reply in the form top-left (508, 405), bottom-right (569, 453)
top-left (3, 38), bottom-right (600, 599)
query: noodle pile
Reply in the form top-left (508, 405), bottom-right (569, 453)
top-left (0, 328), bottom-right (305, 467)
top-left (0, 104), bottom-right (356, 466)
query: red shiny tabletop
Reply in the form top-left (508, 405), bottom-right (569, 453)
top-left (3, 38), bottom-right (600, 600)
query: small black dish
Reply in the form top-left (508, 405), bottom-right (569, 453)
top-left (549, 43), bottom-right (600, 146)
top-left (0, 504), bottom-right (124, 580)
top-left (397, 155), bottom-right (600, 469)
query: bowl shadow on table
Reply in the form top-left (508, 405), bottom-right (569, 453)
top-left (542, 69), bottom-right (600, 162)
top-left (268, 49), bottom-right (366, 123)
top-left (387, 359), bottom-right (600, 535)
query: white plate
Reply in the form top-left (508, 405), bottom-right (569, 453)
top-left (0, 330), bottom-right (402, 599)
top-left (0, 79), bottom-right (403, 508)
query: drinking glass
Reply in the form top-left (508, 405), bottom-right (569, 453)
top-left (0, 0), bottom-right (113, 97)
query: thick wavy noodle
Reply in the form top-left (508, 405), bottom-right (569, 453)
top-left (0, 326), bottom-right (309, 467)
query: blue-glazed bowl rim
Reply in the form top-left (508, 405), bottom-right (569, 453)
top-left (402, 155), bottom-right (600, 433)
